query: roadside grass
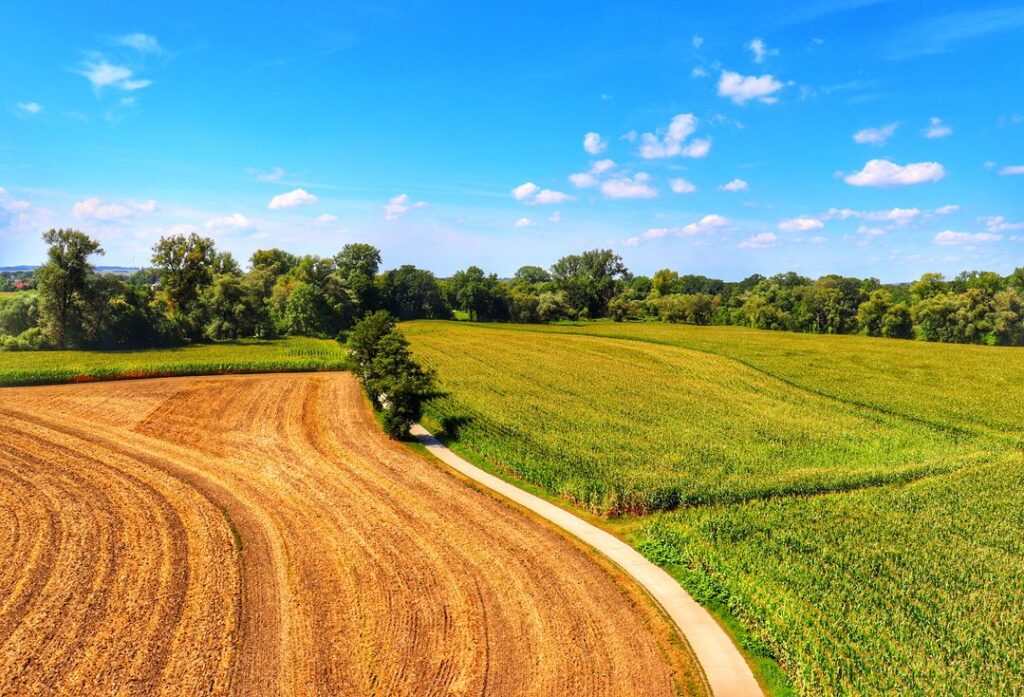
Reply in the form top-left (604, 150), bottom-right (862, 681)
top-left (0, 336), bottom-right (348, 387)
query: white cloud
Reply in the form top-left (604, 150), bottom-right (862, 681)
top-left (16, 102), bottom-right (42, 115)
top-left (623, 214), bottom-right (730, 246)
top-left (512, 181), bottom-right (572, 204)
top-left (120, 79), bottom-right (152, 91)
top-left (853, 123), bottom-right (898, 145)
top-left (999, 165), bottom-right (1024, 175)
top-left (268, 188), bottom-right (318, 209)
top-left (601, 172), bottom-right (658, 199)
top-left (934, 204), bottom-right (960, 215)
top-left (639, 113), bottom-right (711, 159)
top-left (384, 193), bottom-right (426, 221)
top-left (116, 33), bottom-right (161, 53)
top-left (206, 213), bottom-right (250, 230)
top-left (778, 216), bottom-right (824, 232)
top-left (314, 213), bottom-right (338, 223)
top-left (738, 232), bottom-right (778, 249)
top-left (623, 227), bottom-right (671, 247)
top-left (985, 216), bottom-right (1024, 232)
top-left (78, 59), bottom-right (133, 89)
top-left (857, 225), bottom-right (888, 237)
top-left (670, 178), bottom-right (696, 194)
top-left (933, 230), bottom-right (1001, 246)
top-left (583, 132), bottom-right (608, 155)
top-left (924, 117), bottom-right (953, 139)
top-left (717, 71), bottom-right (784, 105)
top-left (569, 159), bottom-right (617, 189)
top-left (682, 214), bottom-right (729, 235)
top-left (72, 197), bottom-right (157, 220)
top-left (252, 167), bottom-right (287, 182)
top-left (691, 66), bottom-right (709, 78)
top-left (819, 207), bottom-right (922, 225)
top-left (511, 182), bottom-right (539, 201)
top-left (747, 38), bottom-right (778, 63)
top-left (532, 189), bottom-right (572, 204)
top-left (548, 211), bottom-right (562, 223)
top-left (692, 35), bottom-right (704, 49)
top-left (514, 217), bottom-right (536, 228)
top-left (719, 178), bottom-right (749, 192)
top-left (844, 159), bottom-right (946, 187)
top-left (568, 173), bottom-right (598, 189)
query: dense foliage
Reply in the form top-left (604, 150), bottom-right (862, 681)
top-left (1, 230), bottom-right (450, 351)
top-left (4, 229), bottom-right (1023, 350)
top-left (403, 320), bottom-right (1024, 696)
top-left (348, 311), bottom-right (435, 438)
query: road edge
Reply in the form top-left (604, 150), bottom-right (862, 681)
top-left (410, 424), bottom-right (764, 697)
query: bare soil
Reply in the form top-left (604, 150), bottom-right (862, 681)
top-left (0, 373), bottom-right (704, 696)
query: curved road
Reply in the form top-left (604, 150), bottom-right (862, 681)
top-left (411, 426), bottom-right (764, 697)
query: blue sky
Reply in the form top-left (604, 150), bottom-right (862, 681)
top-left (2, 0), bottom-right (1022, 281)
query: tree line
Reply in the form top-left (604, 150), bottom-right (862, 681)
top-left (2, 228), bottom-right (1023, 350)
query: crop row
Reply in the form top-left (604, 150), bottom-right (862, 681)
top-left (404, 322), bottom-right (983, 515)
top-left (637, 455), bottom-right (1024, 696)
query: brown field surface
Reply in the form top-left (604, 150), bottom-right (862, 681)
top-left (0, 373), bottom-right (704, 696)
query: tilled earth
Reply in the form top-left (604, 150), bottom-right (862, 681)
top-left (0, 373), bottom-right (703, 696)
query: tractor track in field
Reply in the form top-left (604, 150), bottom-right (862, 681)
top-left (0, 372), bottom-right (705, 696)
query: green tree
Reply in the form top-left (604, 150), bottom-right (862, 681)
top-left (35, 229), bottom-right (104, 348)
top-left (347, 311), bottom-right (435, 438)
top-left (857, 290), bottom-right (893, 336)
top-left (378, 265), bottom-right (450, 320)
top-left (334, 243), bottom-right (381, 316)
top-left (512, 265), bottom-right (551, 287)
top-left (449, 266), bottom-right (507, 320)
top-left (151, 232), bottom-right (216, 338)
top-left (550, 249), bottom-right (629, 318)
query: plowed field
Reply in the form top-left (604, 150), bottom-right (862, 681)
top-left (0, 373), bottom-right (703, 696)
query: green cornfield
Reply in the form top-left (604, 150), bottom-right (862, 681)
top-left (0, 336), bottom-right (348, 387)
top-left (404, 320), bottom-right (1024, 695)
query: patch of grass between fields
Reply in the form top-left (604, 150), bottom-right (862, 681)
top-left (0, 337), bottom-right (349, 387)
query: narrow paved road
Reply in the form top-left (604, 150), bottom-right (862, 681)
top-left (412, 425), bottom-right (764, 697)
top-left (0, 373), bottom-right (705, 696)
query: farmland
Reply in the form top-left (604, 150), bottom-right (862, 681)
top-left (0, 337), bottom-right (347, 387)
top-left (404, 320), bottom-right (1024, 695)
top-left (0, 373), bottom-right (702, 695)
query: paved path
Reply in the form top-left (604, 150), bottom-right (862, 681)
top-left (411, 424), bottom-right (765, 697)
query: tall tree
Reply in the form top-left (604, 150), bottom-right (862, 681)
top-left (335, 243), bottom-right (381, 315)
top-left (35, 229), bottom-right (104, 348)
top-left (152, 233), bottom-right (216, 313)
top-left (550, 249), bottom-right (629, 318)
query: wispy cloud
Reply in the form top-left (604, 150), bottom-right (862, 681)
top-left (384, 193), bottom-right (426, 220)
top-left (924, 117), bottom-right (953, 139)
top-left (116, 33), bottom-right (161, 54)
top-left (887, 6), bottom-right (1024, 59)
top-left (853, 122), bottom-right (898, 145)
top-left (16, 102), bottom-right (42, 115)
top-left (747, 38), bottom-right (779, 63)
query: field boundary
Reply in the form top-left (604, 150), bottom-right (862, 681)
top-left (410, 423), bottom-right (764, 697)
